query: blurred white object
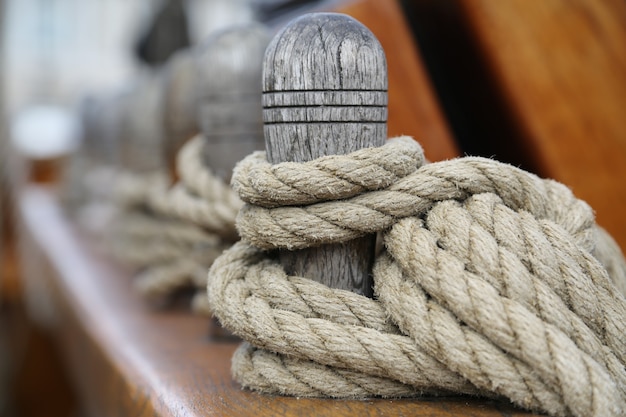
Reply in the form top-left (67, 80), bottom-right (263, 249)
top-left (11, 104), bottom-right (80, 159)
top-left (184, 0), bottom-right (255, 44)
top-left (3, 0), bottom-right (150, 112)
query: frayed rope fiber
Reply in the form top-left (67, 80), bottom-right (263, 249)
top-left (208, 136), bottom-right (626, 417)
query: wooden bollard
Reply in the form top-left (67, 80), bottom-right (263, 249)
top-left (86, 93), bottom-right (122, 170)
top-left (162, 50), bottom-right (199, 180)
top-left (62, 94), bottom-right (100, 211)
top-left (119, 74), bottom-right (166, 174)
top-left (195, 23), bottom-right (271, 183)
top-left (263, 13), bottom-right (387, 297)
top-left (99, 91), bottom-right (128, 170)
top-left (63, 92), bottom-right (121, 211)
top-left (194, 24), bottom-right (270, 333)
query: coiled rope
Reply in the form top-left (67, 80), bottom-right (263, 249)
top-left (105, 135), bottom-right (241, 312)
top-left (208, 136), bottom-right (626, 417)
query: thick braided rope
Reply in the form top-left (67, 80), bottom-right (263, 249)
top-left (105, 211), bottom-right (226, 301)
top-left (148, 135), bottom-right (242, 239)
top-left (105, 136), bottom-right (240, 307)
top-left (232, 135), bottom-right (425, 207)
top-left (208, 241), bottom-right (484, 398)
top-left (108, 136), bottom-right (242, 236)
top-left (234, 143), bottom-right (595, 252)
top-left (109, 169), bottom-right (169, 209)
top-left (209, 137), bottom-right (626, 417)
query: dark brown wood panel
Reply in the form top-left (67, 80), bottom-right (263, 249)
top-left (335, 0), bottom-right (460, 161)
top-left (459, 0), bottom-right (626, 250)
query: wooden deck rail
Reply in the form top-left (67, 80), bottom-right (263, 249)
top-left (17, 186), bottom-right (541, 417)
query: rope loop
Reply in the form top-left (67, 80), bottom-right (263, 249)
top-left (232, 135), bottom-right (425, 207)
top-left (148, 135), bottom-right (242, 238)
top-left (233, 148), bottom-right (596, 251)
top-left (105, 135), bottom-right (240, 309)
top-left (209, 136), bottom-right (626, 417)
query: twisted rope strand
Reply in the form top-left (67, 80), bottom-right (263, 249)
top-left (177, 136), bottom-right (242, 208)
top-left (105, 210), bottom-right (226, 302)
top-left (208, 242), bottom-right (483, 395)
top-left (235, 157), bottom-right (594, 251)
top-left (375, 254), bottom-right (569, 416)
top-left (384, 218), bottom-right (623, 417)
top-left (105, 135), bottom-right (239, 307)
top-left (208, 137), bottom-right (626, 416)
top-left (232, 136), bottom-right (424, 207)
top-left (246, 263), bottom-right (399, 333)
top-left (424, 195), bottom-right (626, 388)
top-left (233, 343), bottom-right (425, 398)
top-left (147, 136), bottom-right (242, 238)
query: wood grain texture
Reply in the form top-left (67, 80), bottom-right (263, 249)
top-left (333, 0), bottom-right (459, 161)
top-left (459, 0), bottom-right (626, 251)
top-left (18, 186), bottom-right (544, 417)
top-left (196, 24), bottom-right (270, 181)
top-left (263, 12), bottom-right (386, 296)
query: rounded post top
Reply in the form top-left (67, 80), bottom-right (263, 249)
top-left (81, 93), bottom-right (121, 166)
top-left (195, 23), bottom-right (271, 178)
top-left (263, 13), bottom-right (387, 93)
top-left (195, 23), bottom-right (270, 136)
top-left (77, 94), bottom-right (100, 155)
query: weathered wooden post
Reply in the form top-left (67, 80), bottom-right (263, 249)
top-left (162, 50), bottom-right (199, 180)
top-left (62, 95), bottom-right (99, 211)
top-left (191, 23), bottom-right (270, 324)
top-left (195, 23), bottom-right (271, 183)
top-left (118, 74), bottom-right (166, 175)
top-left (263, 13), bottom-right (387, 297)
top-left (64, 92), bottom-right (122, 212)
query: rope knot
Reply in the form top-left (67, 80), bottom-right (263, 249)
top-left (210, 136), bottom-right (626, 417)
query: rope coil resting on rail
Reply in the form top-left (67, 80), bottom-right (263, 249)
top-left (105, 135), bottom-right (241, 312)
top-left (208, 136), bottom-right (626, 417)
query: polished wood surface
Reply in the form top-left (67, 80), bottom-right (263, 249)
top-left (2, 308), bottom-right (76, 417)
top-left (18, 186), bottom-right (542, 416)
top-left (459, 0), bottom-right (626, 250)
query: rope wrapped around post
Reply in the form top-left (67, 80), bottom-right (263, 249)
top-left (208, 136), bottom-right (626, 417)
top-left (104, 22), bottom-right (269, 311)
top-left (105, 135), bottom-right (241, 311)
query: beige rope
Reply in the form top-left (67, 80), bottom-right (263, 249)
top-left (208, 242), bottom-right (484, 397)
top-left (209, 136), bottom-right (626, 417)
top-left (593, 226), bottom-right (626, 296)
top-left (105, 135), bottom-right (239, 309)
top-left (105, 210), bottom-right (226, 303)
top-left (232, 135), bottom-right (425, 207)
top-left (148, 136), bottom-right (242, 239)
